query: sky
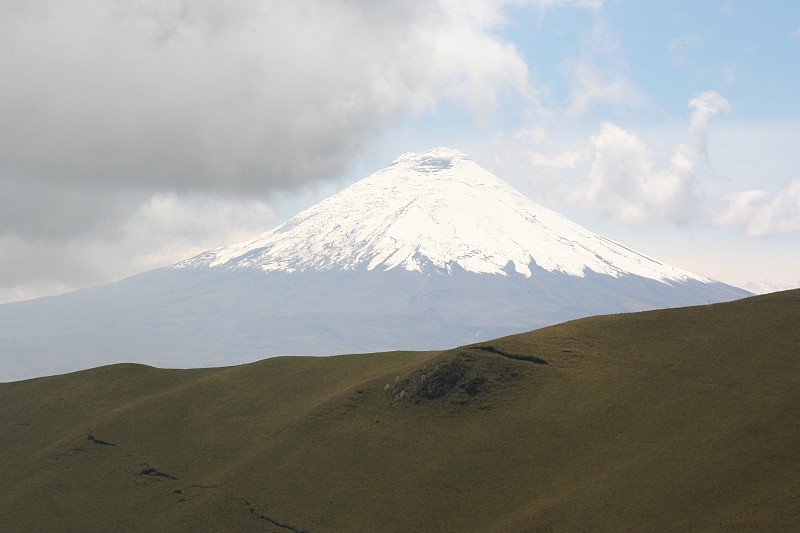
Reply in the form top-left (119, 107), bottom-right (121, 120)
top-left (1, 0), bottom-right (799, 303)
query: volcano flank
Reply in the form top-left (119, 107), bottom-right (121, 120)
top-left (0, 148), bottom-right (749, 381)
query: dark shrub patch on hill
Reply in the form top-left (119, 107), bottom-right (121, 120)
top-left (386, 350), bottom-right (524, 404)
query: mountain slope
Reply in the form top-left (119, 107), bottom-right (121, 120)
top-left (0, 148), bottom-right (749, 382)
top-left (1, 289), bottom-right (798, 532)
top-left (177, 147), bottom-right (708, 283)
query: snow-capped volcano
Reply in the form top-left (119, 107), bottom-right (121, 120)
top-left (177, 147), bottom-right (703, 284)
top-left (0, 148), bottom-right (750, 382)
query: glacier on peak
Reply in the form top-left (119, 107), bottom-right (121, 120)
top-left (175, 147), bottom-right (706, 284)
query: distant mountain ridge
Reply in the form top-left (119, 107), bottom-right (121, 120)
top-left (0, 148), bottom-right (750, 381)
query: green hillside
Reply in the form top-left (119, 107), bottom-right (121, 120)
top-left (2, 289), bottom-right (798, 532)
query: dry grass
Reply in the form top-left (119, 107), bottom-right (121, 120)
top-left (1, 289), bottom-right (798, 532)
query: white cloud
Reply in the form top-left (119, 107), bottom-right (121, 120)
top-left (505, 91), bottom-right (731, 225)
top-left (567, 122), bottom-right (696, 224)
top-left (669, 34), bottom-right (703, 66)
top-left (503, 87), bottom-right (800, 245)
top-left (688, 91), bottom-right (732, 141)
top-left (687, 90), bottom-right (732, 169)
top-left (526, 0), bottom-right (603, 8)
top-left (561, 58), bottom-right (647, 116)
top-left (120, 194), bottom-right (280, 270)
top-left (715, 176), bottom-right (800, 237)
top-left (744, 279), bottom-right (800, 295)
top-left (721, 62), bottom-right (737, 89)
top-left (0, 193), bottom-right (280, 304)
top-left (560, 16), bottom-right (647, 116)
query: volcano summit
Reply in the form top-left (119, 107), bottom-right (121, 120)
top-left (0, 148), bottom-right (749, 381)
top-left (178, 148), bottom-right (704, 282)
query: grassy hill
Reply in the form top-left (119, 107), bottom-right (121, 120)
top-left (1, 289), bottom-right (798, 532)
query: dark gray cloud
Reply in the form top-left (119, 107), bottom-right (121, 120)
top-left (0, 0), bottom-right (535, 302)
top-left (1, 1), bottom-right (533, 195)
top-left (0, 175), bottom-right (144, 241)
